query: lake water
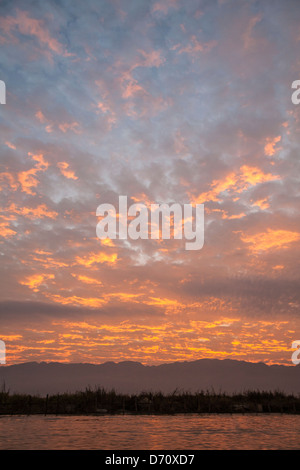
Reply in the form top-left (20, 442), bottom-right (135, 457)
top-left (0, 414), bottom-right (299, 450)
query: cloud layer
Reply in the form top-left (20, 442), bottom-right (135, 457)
top-left (0, 0), bottom-right (300, 365)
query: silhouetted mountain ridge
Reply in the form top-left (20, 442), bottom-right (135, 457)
top-left (0, 359), bottom-right (299, 396)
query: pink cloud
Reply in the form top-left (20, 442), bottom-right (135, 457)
top-left (58, 122), bottom-right (81, 134)
top-left (176, 36), bottom-right (217, 57)
top-left (152, 0), bottom-right (179, 15)
top-left (121, 80), bottom-right (146, 99)
top-left (5, 141), bottom-right (16, 150)
top-left (243, 14), bottom-right (262, 50)
top-left (0, 9), bottom-right (72, 58)
top-left (137, 49), bottom-right (166, 68)
top-left (35, 110), bottom-right (81, 134)
top-left (117, 49), bottom-right (165, 100)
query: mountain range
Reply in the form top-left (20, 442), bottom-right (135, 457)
top-left (0, 359), bottom-right (299, 396)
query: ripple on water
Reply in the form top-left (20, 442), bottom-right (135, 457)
top-left (0, 414), bottom-right (299, 450)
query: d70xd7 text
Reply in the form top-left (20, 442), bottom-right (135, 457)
top-left (104, 454), bottom-right (195, 467)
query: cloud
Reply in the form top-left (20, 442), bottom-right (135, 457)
top-left (5, 203), bottom-right (58, 220)
top-left (75, 252), bottom-right (118, 267)
top-left (20, 273), bottom-right (55, 292)
top-left (152, 0), bottom-right (179, 15)
top-left (240, 229), bottom-right (300, 253)
top-left (243, 14), bottom-right (262, 50)
top-left (57, 162), bottom-right (78, 180)
top-left (264, 136), bottom-right (282, 156)
top-left (190, 165), bottom-right (280, 204)
top-left (175, 36), bottom-right (218, 57)
top-left (17, 152), bottom-right (49, 195)
top-left (45, 293), bottom-right (107, 308)
top-left (0, 8), bottom-right (71, 58)
top-left (5, 141), bottom-right (16, 150)
top-left (1, 0), bottom-right (300, 365)
top-left (71, 274), bottom-right (103, 286)
top-left (0, 219), bottom-right (17, 238)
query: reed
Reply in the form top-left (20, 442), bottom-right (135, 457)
top-left (0, 388), bottom-right (299, 415)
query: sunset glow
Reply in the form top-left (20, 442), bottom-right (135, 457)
top-left (1, 0), bottom-right (300, 367)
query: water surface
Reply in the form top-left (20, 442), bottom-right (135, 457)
top-left (0, 414), bottom-right (299, 450)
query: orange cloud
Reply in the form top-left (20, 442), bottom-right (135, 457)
top-left (71, 274), bottom-right (103, 286)
top-left (272, 265), bottom-right (284, 270)
top-left (5, 141), bottom-right (16, 150)
top-left (0, 335), bottom-right (23, 342)
top-left (32, 258), bottom-right (68, 269)
top-left (144, 297), bottom-right (183, 312)
top-left (239, 165), bottom-right (278, 186)
top-left (109, 292), bottom-right (142, 302)
top-left (75, 252), bottom-right (118, 267)
top-left (57, 162), bottom-right (78, 180)
top-left (0, 172), bottom-right (19, 191)
top-left (0, 209), bottom-right (17, 238)
top-left (0, 220), bottom-right (17, 238)
top-left (5, 314), bottom-right (296, 365)
top-left (264, 136), bottom-right (282, 156)
top-left (46, 293), bottom-right (106, 308)
top-left (35, 110), bottom-right (47, 123)
top-left (191, 172), bottom-right (237, 204)
top-left (241, 229), bottom-right (300, 253)
top-left (7, 203), bottom-right (58, 219)
top-left (221, 211), bottom-right (246, 220)
top-left (100, 238), bottom-right (115, 247)
top-left (119, 48), bottom-right (165, 102)
top-left (35, 111), bottom-right (80, 134)
top-left (20, 273), bottom-right (55, 292)
top-left (0, 202), bottom-right (57, 239)
top-left (18, 152), bottom-right (49, 195)
top-left (35, 111), bottom-right (52, 133)
top-left (191, 166), bottom-right (279, 204)
top-left (94, 81), bottom-right (117, 127)
top-left (252, 198), bottom-right (270, 210)
top-left (17, 169), bottom-right (40, 195)
top-left (30, 250), bottom-right (69, 269)
top-left (131, 193), bottom-right (154, 209)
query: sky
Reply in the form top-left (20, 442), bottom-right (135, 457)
top-left (0, 0), bottom-right (300, 366)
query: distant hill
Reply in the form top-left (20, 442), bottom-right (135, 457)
top-left (0, 359), bottom-right (299, 396)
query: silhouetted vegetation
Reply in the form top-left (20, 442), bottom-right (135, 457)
top-left (1, 386), bottom-right (300, 415)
